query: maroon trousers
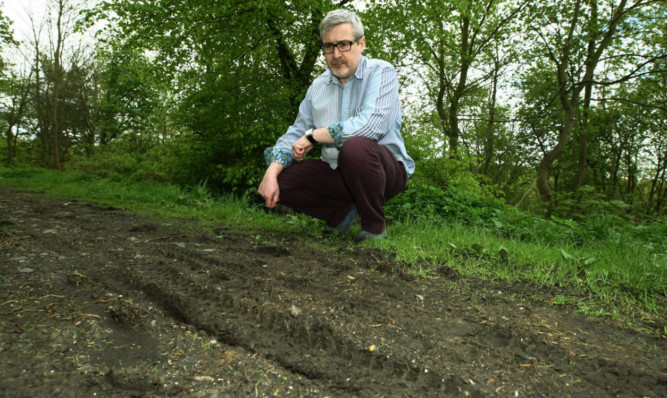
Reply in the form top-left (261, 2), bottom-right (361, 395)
top-left (277, 137), bottom-right (407, 234)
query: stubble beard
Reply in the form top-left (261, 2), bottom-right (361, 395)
top-left (329, 62), bottom-right (349, 80)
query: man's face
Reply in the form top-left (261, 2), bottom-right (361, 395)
top-left (322, 23), bottom-right (365, 85)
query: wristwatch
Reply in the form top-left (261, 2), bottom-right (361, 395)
top-left (305, 129), bottom-right (317, 145)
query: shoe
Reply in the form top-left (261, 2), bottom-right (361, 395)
top-left (336, 206), bottom-right (360, 235)
top-left (354, 229), bottom-right (387, 243)
top-left (323, 206), bottom-right (360, 237)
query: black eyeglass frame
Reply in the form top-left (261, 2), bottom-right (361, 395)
top-left (321, 38), bottom-right (361, 54)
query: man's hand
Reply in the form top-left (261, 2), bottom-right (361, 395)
top-left (258, 163), bottom-right (284, 208)
top-left (292, 136), bottom-right (313, 162)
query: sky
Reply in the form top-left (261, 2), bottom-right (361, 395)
top-left (1, 0), bottom-right (103, 70)
top-left (2, 0), bottom-right (48, 43)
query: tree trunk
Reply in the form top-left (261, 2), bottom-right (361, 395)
top-left (5, 126), bottom-right (14, 166)
top-left (575, 83), bottom-right (592, 191)
top-left (50, 0), bottom-right (66, 170)
top-left (435, 47), bottom-right (450, 153)
top-left (648, 141), bottom-right (665, 213)
top-left (483, 55), bottom-right (500, 176)
top-left (574, 0), bottom-right (598, 191)
top-left (267, 5), bottom-right (325, 114)
top-left (51, 90), bottom-right (61, 170)
top-left (655, 168), bottom-right (666, 215)
top-left (5, 74), bottom-right (32, 166)
top-left (446, 15), bottom-right (471, 157)
top-left (536, 109), bottom-right (575, 215)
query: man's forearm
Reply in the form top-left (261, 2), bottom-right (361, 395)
top-left (265, 162), bottom-right (285, 177)
top-left (312, 127), bottom-right (335, 144)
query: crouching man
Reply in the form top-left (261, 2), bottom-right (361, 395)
top-left (258, 9), bottom-right (414, 242)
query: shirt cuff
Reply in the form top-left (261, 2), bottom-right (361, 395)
top-left (327, 123), bottom-right (344, 146)
top-left (264, 147), bottom-right (293, 168)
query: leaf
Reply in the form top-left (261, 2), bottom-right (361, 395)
top-left (497, 246), bottom-right (509, 260)
top-left (583, 256), bottom-right (596, 265)
top-left (560, 249), bottom-right (575, 261)
top-left (290, 305), bottom-right (301, 317)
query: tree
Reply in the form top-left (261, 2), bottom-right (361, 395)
top-left (521, 0), bottom-right (665, 214)
top-left (18, 0), bottom-right (92, 168)
top-left (93, 45), bottom-right (163, 149)
top-left (46, 0), bottom-right (73, 169)
top-left (1, 70), bottom-right (32, 166)
top-left (0, 3), bottom-right (15, 73)
top-left (0, 3), bottom-right (22, 165)
top-left (87, 0), bottom-right (353, 190)
top-left (367, 0), bottom-right (529, 157)
top-left (607, 63), bottom-right (667, 215)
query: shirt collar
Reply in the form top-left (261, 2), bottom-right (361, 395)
top-left (354, 56), bottom-right (367, 80)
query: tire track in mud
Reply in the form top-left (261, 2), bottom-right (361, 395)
top-left (108, 243), bottom-right (470, 396)
top-left (101, 238), bottom-right (666, 397)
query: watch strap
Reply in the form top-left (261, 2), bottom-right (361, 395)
top-left (305, 129), bottom-right (317, 145)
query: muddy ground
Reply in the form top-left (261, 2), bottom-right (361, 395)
top-left (0, 187), bottom-right (665, 397)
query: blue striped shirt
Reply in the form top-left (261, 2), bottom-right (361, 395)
top-left (265, 56), bottom-right (415, 176)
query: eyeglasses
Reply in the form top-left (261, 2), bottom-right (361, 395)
top-left (321, 39), bottom-right (360, 54)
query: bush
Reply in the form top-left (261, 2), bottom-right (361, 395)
top-left (0, 167), bottom-right (46, 179)
top-left (65, 140), bottom-right (182, 184)
top-left (385, 183), bottom-right (506, 225)
top-left (551, 185), bottom-right (632, 221)
top-left (491, 208), bottom-right (576, 245)
top-left (389, 182), bottom-right (664, 253)
top-left (66, 146), bottom-right (140, 181)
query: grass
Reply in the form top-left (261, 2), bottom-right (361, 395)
top-left (1, 166), bottom-right (664, 334)
top-left (382, 219), bottom-right (664, 323)
top-left (0, 167), bottom-right (312, 233)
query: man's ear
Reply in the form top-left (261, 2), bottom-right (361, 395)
top-left (359, 37), bottom-right (366, 53)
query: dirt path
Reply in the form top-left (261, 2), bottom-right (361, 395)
top-left (0, 187), bottom-right (665, 397)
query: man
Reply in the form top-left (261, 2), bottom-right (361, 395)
top-left (258, 9), bottom-right (414, 242)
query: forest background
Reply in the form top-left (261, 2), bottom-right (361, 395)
top-left (0, 0), bottom-right (665, 219)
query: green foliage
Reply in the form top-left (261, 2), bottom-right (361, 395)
top-left (517, 0), bottom-right (666, 215)
top-left (408, 153), bottom-right (485, 192)
top-left (387, 180), bottom-right (665, 260)
top-left (82, 0), bottom-right (340, 191)
top-left (94, 45), bottom-right (163, 146)
top-left (65, 139), bottom-right (180, 184)
top-left (365, 0), bottom-right (527, 155)
top-left (385, 183), bottom-right (506, 226)
top-left (0, 7), bottom-right (17, 74)
top-left (66, 148), bottom-right (139, 181)
top-left (64, 133), bottom-right (267, 194)
top-left (1, 0), bottom-right (664, 220)
top-left (551, 185), bottom-right (632, 220)
top-left (0, 166), bottom-right (46, 179)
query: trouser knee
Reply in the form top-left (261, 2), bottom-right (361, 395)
top-left (338, 137), bottom-right (376, 169)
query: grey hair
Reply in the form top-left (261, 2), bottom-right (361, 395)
top-left (319, 9), bottom-right (364, 41)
